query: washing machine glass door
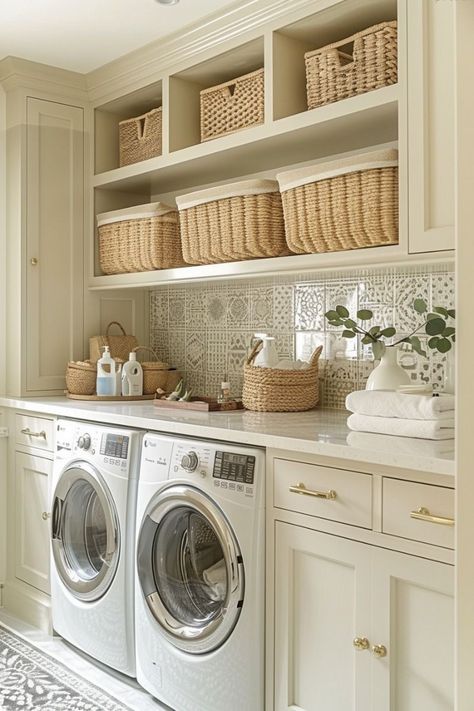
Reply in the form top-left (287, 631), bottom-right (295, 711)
top-left (137, 484), bottom-right (244, 654)
top-left (51, 462), bottom-right (120, 602)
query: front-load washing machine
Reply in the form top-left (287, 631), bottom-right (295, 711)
top-left (135, 432), bottom-right (265, 711)
top-left (50, 419), bottom-right (142, 676)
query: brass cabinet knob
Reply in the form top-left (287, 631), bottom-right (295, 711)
top-left (30, 257), bottom-right (39, 266)
top-left (41, 512), bottom-right (51, 521)
top-left (353, 637), bottom-right (370, 651)
top-left (372, 644), bottom-right (387, 658)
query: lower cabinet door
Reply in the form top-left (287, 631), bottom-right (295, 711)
top-left (14, 451), bottom-right (52, 594)
top-left (371, 547), bottom-right (454, 711)
top-left (274, 522), bottom-right (372, 711)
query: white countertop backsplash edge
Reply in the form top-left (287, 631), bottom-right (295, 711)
top-left (0, 397), bottom-right (455, 480)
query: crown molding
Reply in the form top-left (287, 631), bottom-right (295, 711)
top-left (86, 0), bottom-right (328, 104)
top-left (0, 56), bottom-right (88, 101)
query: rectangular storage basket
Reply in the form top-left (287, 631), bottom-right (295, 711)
top-left (277, 149), bottom-right (399, 254)
top-left (242, 343), bottom-right (323, 412)
top-left (200, 68), bottom-right (264, 142)
top-left (305, 21), bottom-right (397, 109)
top-left (98, 202), bottom-right (185, 274)
top-left (176, 179), bottom-right (289, 265)
top-left (119, 107), bottom-right (162, 166)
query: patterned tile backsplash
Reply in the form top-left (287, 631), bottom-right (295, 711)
top-left (149, 266), bottom-right (455, 409)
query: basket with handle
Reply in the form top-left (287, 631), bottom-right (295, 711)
top-left (89, 321), bottom-right (138, 363)
top-left (242, 342), bottom-right (323, 412)
top-left (119, 107), bottom-right (162, 166)
top-left (133, 346), bottom-right (170, 394)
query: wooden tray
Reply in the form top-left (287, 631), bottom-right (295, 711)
top-left (153, 396), bottom-right (244, 412)
top-left (66, 392), bottom-right (156, 401)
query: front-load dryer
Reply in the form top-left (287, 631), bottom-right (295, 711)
top-left (50, 419), bottom-right (142, 676)
top-left (135, 433), bottom-right (265, 711)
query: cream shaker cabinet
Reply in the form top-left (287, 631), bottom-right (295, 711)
top-left (407, 0), bottom-right (455, 253)
top-left (268, 454), bottom-right (454, 711)
top-left (3, 87), bottom-right (86, 396)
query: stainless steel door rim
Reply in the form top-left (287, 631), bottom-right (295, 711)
top-left (51, 461), bottom-right (120, 602)
top-left (137, 483), bottom-right (244, 654)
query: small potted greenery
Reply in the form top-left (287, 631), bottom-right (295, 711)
top-left (325, 298), bottom-right (455, 390)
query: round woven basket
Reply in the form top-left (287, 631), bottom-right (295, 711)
top-left (133, 346), bottom-right (170, 394)
top-left (65, 360), bottom-right (97, 396)
top-left (242, 342), bottom-right (323, 412)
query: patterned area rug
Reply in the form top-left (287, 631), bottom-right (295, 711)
top-left (0, 625), bottom-right (131, 710)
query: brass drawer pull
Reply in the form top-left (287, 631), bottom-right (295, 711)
top-left (21, 427), bottom-right (47, 439)
top-left (410, 507), bottom-right (454, 526)
top-left (353, 637), bottom-right (370, 651)
top-left (289, 482), bottom-right (337, 500)
top-left (372, 644), bottom-right (387, 658)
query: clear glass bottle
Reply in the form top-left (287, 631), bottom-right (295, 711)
top-left (217, 378), bottom-right (232, 403)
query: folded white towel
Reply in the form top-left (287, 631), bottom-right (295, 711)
top-left (203, 559), bottom-right (227, 601)
top-left (346, 390), bottom-right (455, 420)
top-left (347, 413), bottom-right (455, 440)
top-left (347, 430), bottom-right (455, 456)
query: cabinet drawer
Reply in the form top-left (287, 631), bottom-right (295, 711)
top-left (382, 478), bottom-right (454, 549)
top-left (274, 459), bottom-right (372, 528)
top-left (15, 414), bottom-right (54, 452)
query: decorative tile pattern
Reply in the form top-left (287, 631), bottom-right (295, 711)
top-left (148, 266), bottom-right (455, 409)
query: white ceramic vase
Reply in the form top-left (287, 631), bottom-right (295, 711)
top-left (365, 345), bottom-right (410, 391)
top-left (443, 346), bottom-right (455, 394)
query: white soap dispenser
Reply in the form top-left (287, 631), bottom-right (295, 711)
top-left (253, 333), bottom-right (279, 368)
top-left (96, 346), bottom-right (120, 396)
top-left (121, 352), bottom-right (143, 397)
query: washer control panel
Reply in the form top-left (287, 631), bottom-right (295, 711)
top-left (213, 452), bottom-right (255, 484)
top-left (55, 420), bottom-right (133, 473)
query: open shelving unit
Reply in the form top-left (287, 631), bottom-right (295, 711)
top-left (90, 0), bottom-right (409, 290)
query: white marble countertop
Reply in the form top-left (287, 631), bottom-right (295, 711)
top-left (0, 396), bottom-right (455, 479)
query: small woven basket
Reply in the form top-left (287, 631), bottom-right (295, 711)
top-left (133, 346), bottom-right (170, 395)
top-left (119, 107), bottom-right (162, 166)
top-left (89, 321), bottom-right (138, 363)
top-left (200, 68), bottom-right (264, 142)
top-left (277, 149), bottom-right (398, 254)
top-left (65, 360), bottom-right (97, 396)
top-left (242, 343), bottom-right (323, 412)
top-left (98, 202), bottom-right (184, 275)
top-left (176, 179), bottom-right (289, 265)
top-left (305, 21), bottom-right (397, 109)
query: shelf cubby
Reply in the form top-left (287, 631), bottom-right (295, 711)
top-left (94, 80), bottom-right (163, 174)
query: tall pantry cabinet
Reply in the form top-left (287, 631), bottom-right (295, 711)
top-left (1, 61), bottom-right (87, 396)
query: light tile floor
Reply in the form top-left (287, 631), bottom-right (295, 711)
top-left (0, 610), bottom-right (168, 710)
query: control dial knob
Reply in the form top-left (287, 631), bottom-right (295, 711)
top-left (181, 451), bottom-right (199, 472)
top-left (77, 434), bottom-right (91, 450)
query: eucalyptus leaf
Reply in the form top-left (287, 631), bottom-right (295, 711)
top-left (447, 309), bottom-right (456, 319)
top-left (442, 327), bottom-right (455, 338)
top-left (362, 335), bottom-right (373, 345)
top-left (410, 336), bottom-right (427, 358)
top-left (452, 334), bottom-right (456, 343)
top-left (379, 327), bottom-right (396, 338)
top-left (428, 336), bottom-right (440, 349)
top-left (372, 341), bottom-right (385, 360)
top-left (336, 305), bottom-right (349, 318)
top-left (426, 312), bottom-right (440, 321)
top-left (413, 298), bottom-right (428, 314)
top-left (426, 318), bottom-right (446, 336)
top-left (436, 338), bottom-right (452, 354)
top-left (345, 319), bottom-right (357, 329)
top-left (342, 330), bottom-right (357, 338)
top-left (357, 309), bottom-right (373, 321)
top-left (325, 310), bottom-right (339, 321)
top-left (433, 306), bottom-right (449, 318)
top-left (369, 325), bottom-right (381, 336)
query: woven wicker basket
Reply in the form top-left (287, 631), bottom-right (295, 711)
top-left (98, 202), bottom-right (184, 275)
top-left (305, 21), bottom-right (397, 110)
top-left (66, 360), bottom-right (97, 396)
top-left (242, 342), bottom-right (323, 412)
top-left (200, 68), bottom-right (264, 142)
top-left (176, 179), bottom-right (289, 265)
top-left (89, 321), bottom-right (138, 363)
top-left (119, 107), bottom-right (162, 166)
top-left (133, 346), bottom-right (170, 395)
top-left (277, 149), bottom-right (398, 254)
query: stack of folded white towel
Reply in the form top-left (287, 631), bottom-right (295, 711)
top-left (346, 390), bottom-right (455, 440)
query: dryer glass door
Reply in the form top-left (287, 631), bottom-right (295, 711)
top-left (51, 463), bottom-right (120, 602)
top-left (137, 484), bottom-right (244, 654)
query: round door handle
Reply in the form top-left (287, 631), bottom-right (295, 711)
top-left (372, 644), bottom-right (387, 658)
top-left (42, 511), bottom-right (51, 521)
top-left (30, 257), bottom-right (39, 266)
top-left (353, 637), bottom-right (370, 651)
